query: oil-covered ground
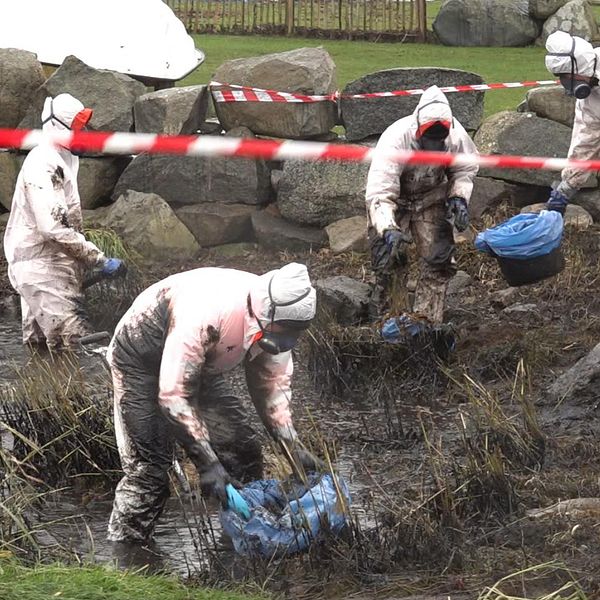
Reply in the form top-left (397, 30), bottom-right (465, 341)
top-left (0, 220), bottom-right (599, 600)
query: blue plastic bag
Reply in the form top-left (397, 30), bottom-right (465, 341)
top-left (381, 314), bottom-right (429, 343)
top-left (475, 210), bottom-right (563, 259)
top-left (220, 474), bottom-right (350, 557)
top-left (381, 314), bottom-right (456, 356)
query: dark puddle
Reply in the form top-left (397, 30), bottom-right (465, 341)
top-left (0, 307), bottom-right (376, 577)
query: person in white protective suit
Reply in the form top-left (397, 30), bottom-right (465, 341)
top-left (365, 85), bottom-right (479, 324)
top-left (3, 93), bottom-right (124, 349)
top-left (106, 262), bottom-right (323, 543)
top-left (544, 31), bottom-right (600, 214)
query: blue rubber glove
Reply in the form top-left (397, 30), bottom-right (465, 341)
top-left (446, 197), bottom-right (469, 232)
top-left (101, 257), bottom-right (125, 277)
top-left (225, 484), bottom-right (251, 520)
top-left (546, 189), bottom-right (569, 215)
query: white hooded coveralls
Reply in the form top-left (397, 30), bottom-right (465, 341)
top-left (545, 31), bottom-right (600, 197)
top-left (3, 94), bottom-right (105, 347)
top-left (365, 86), bottom-right (479, 323)
top-left (106, 263), bottom-right (317, 542)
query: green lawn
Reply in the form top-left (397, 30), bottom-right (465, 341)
top-left (181, 34), bottom-right (548, 117)
top-left (0, 561), bottom-right (263, 600)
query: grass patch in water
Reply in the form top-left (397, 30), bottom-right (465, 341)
top-left (83, 227), bottom-right (144, 330)
top-left (0, 560), bottom-right (265, 600)
top-left (85, 228), bottom-right (140, 266)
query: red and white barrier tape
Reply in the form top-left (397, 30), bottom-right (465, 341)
top-left (2, 128), bottom-right (598, 174)
top-left (210, 79), bottom-right (559, 103)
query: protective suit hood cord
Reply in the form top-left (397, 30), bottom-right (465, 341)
top-left (248, 263), bottom-right (316, 355)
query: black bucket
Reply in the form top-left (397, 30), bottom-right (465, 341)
top-left (496, 246), bottom-right (565, 287)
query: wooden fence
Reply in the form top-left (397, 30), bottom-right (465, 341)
top-left (165, 0), bottom-right (427, 41)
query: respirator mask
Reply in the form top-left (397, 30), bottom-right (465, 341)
top-left (251, 277), bottom-right (311, 355)
top-left (548, 37), bottom-right (598, 99)
top-left (42, 98), bottom-right (93, 155)
top-left (415, 99), bottom-right (451, 151)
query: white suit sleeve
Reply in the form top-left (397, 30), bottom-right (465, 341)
top-left (158, 316), bottom-right (220, 466)
top-left (24, 166), bottom-right (104, 266)
top-left (446, 130), bottom-right (479, 203)
top-left (365, 130), bottom-right (405, 236)
top-left (244, 350), bottom-right (298, 442)
top-left (560, 100), bottom-right (600, 193)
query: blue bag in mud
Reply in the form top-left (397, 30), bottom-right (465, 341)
top-left (381, 314), bottom-right (429, 343)
top-left (474, 210), bottom-right (563, 259)
top-left (220, 474), bottom-right (350, 558)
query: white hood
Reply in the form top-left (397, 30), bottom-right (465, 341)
top-left (250, 262), bottom-right (316, 325)
top-left (413, 85), bottom-right (453, 132)
top-left (41, 93), bottom-right (85, 133)
top-left (545, 31), bottom-right (598, 77)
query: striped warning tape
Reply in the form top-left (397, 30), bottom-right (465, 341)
top-left (0, 128), bottom-right (596, 173)
top-left (210, 79), bottom-right (559, 103)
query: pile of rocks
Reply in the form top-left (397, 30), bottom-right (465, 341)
top-left (0, 44), bottom-right (596, 264)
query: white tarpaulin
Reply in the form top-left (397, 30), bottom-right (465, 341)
top-left (0, 0), bottom-right (204, 81)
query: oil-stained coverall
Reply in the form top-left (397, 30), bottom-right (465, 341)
top-left (3, 94), bottom-right (107, 348)
top-left (106, 263), bottom-right (319, 543)
top-left (365, 85), bottom-right (479, 323)
top-left (544, 31), bottom-right (600, 214)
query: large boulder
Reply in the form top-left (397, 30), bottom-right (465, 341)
top-left (315, 276), bottom-right (371, 325)
top-left (574, 188), bottom-right (600, 222)
top-left (529, 0), bottom-right (569, 18)
top-left (469, 177), bottom-right (524, 220)
top-left (212, 47), bottom-right (337, 140)
top-left (520, 202), bottom-right (593, 228)
top-left (523, 86), bottom-right (575, 128)
top-left (0, 49), bottom-right (45, 128)
top-left (325, 216), bottom-right (368, 254)
top-left (113, 127), bottom-right (272, 206)
top-left (104, 190), bottom-right (199, 260)
top-left (18, 55), bottom-right (146, 133)
top-left (540, 0), bottom-right (599, 44)
top-left (251, 210), bottom-right (327, 252)
top-left (277, 160), bottom-right (370, 227)
top-left (433, 0), bottom-right (540, 47)
top-left (474, 111), bottom-right (595, 188)
top-left (78, 157), bottom-right (131, 210)
top-left (341, 68), bottom-right (484, 141)
top-left (174, 204), bottom-right (255, 247)
top-left (0, 151), bottom-right (19, 211)
top-left (134, 85), bottom-right (210, 134)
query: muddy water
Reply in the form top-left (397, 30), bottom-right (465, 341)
top-left (0, 303), bottom-right (30, 381)
top-left (35, 455), bottom-right (368, 577)
top-left (0, 306), bottom-right (374, 576)
top-left (37, 493), bottom-right (224, 575)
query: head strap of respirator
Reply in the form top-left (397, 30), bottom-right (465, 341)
top-left (249, 276), bottom-right (311, 355)
top-left (548, 37), bottom-right (598, 99)
top-left (42, 98), bottom-right (73, 130)
top-left (42, 98), bottom-right (93, 132)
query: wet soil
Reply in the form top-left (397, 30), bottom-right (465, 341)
top-left (2, 227), bottom-right (600, 598)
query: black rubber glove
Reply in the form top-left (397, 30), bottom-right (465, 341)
top-left (198, 461), bottom-right (234, 508)
top-left (446, 197), bottom-right (469, 232)
top-left (546, 189), bottom-right (569, 215)
top-left (382, 228), bottom-right (411, 266)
